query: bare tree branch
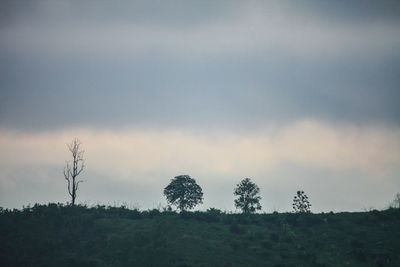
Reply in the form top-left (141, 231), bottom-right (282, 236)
top-left (75, 180), bottom-right (83, 192)
top-left (63, 138), bottom-right (85, 206)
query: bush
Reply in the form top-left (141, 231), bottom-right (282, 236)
top-left (285, 213), bottom-right (300, 227)
top-left (229, 222), bottom-right (244, 234)
top-left (202, 208), bottom-right (221, 222)
top-left (261, 240), bottom-right (272, 249)
top-left (127, 209), bottom-right (141, 219)
top-left (270, 233), bottom-right (279, 242)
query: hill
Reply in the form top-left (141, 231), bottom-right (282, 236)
top-left (1, 204), bottom-right (399, 266)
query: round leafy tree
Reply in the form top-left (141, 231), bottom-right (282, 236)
top-left (163, 175), bottom-right (203, 211)
top-left (234, 178), bottom-right (262, 213)
top-left (292, 190), bottom-right (311, 213)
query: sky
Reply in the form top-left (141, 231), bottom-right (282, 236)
top-left (0, 0), bottom-right (399, 212)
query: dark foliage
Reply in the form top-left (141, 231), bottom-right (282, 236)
top-left (163, 175), bottom-right (203, 212)
top-left (234, 178), bottom-right (262, 213)
top-left (292, 190), bottom-right (311, 213)
top-left (1, 204), bottom-right (400, 266)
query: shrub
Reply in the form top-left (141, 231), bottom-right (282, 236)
top-left (270, 233), bottom-right (279, 242)
top-left (229, 222), bottom-right (244, 234)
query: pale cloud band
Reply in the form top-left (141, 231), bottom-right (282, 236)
top-left (1, 120), bottom-right (399, 182)
top-left (1, 119), bottom-right (399, 211)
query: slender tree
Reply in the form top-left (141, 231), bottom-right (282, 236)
top-left (292, 190), bottom-right (311, 213)
top-left (391, 192), bottom-right (400, 209)
top-left (63, 138), bottom-right (85, 206)
top-left (234, 178), bottom-right (262, 213)
top-left (163, 175), bottom-right (203, 212)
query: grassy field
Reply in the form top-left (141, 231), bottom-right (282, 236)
top-left (1, 204), bottom-right (399, 266)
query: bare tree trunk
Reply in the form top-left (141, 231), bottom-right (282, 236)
top-left (64, 138), bottom-right (85, 206)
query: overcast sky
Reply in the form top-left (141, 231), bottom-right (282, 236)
top-left (1, 0), bottom-right (399, 212)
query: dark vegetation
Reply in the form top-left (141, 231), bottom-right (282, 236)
top-left (234, 178), bottom-right (262, 213)
top-left (292, 191), bottom-right (311, 213)
top-left (1, 204), bottom-right (400, 266)
top-left (164, 175), bottom-right (203, 212)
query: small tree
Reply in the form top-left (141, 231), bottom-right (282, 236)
top-left (63, 138), bottom-right (85, 206)
top-left (163, 175), bottom-right (203, 212)
top-left (390, 192), bottom-right (400, 209)
top-left (234, 178), bottom-right (262, 213)
top-left (292, 190), bottom-right (311, 213)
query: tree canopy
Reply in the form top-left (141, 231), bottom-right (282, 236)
top-left (292, 190), bottom-right (311, 213)
top-left (163, 175), bottom-right (203, 211)
top-left (234, 178), bottom-right (262, 213)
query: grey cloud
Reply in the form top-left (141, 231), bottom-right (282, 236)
top-left (1, 53), bottom-right (399, 132)
top-left (2, 0), bottom-right (400, 60)
top-left (0, 0), bottom-right (399, 132)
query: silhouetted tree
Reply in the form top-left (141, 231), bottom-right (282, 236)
top-left (234, 178), bottom-right (262, 213)
top-left (63, 138), bottom-right (85, 206)
top-left (292, 190), bottom-right (311, 213)
top-left (391, 192), bottom-right (400, 209)
top-left (163, 175), bottom-right (203, 212)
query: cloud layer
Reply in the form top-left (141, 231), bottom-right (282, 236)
top-left (1, 120), bottom-right (399, 176)
top-left (2, 1), bottom-right (399, 59)
top-left (1, 1), bottom-right (400, 131)
top-left (1, 120), bottom-right (399, 210)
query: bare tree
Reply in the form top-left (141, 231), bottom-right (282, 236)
top-left (63, 138), bottom-right (85, 206)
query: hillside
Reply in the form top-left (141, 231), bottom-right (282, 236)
top-left (1, 204), bottom-right (399, 266)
